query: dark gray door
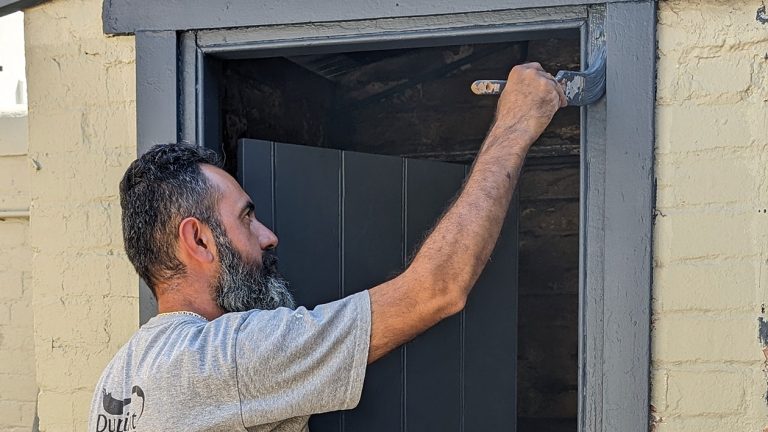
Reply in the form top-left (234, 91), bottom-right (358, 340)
top-left (238, 138), bottom-right (518, 431)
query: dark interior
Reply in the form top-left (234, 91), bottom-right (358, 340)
top-left (218, 36), bottom-right (580, 432)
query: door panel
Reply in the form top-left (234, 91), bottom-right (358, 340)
top-left (464, 206), bottom-right (518, 429)
top-left (274, 144), bottom-right (342, 308)
top-left (342, 151), bottom-right (404, 432)
top-left (238, 138), bottom-right (518, 432)
top-left (237, 141), bottom-right (274, 230)
top-left (272, 144), bottom-right (344, 430)
top-left (403, 159), bottom-right (466, 432)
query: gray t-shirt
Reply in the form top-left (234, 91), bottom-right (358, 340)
top-left (88, 291), bottom-right (371, 432)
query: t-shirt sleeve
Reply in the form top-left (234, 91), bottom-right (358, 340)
top-left (235, 290), bottom-right (371, 426)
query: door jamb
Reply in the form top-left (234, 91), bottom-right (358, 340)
top-left (134, 3), bottom-right (655, 430)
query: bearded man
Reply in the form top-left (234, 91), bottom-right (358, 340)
top-left (88, 62), bottom-right (566, 431)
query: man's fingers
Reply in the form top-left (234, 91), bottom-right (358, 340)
top-left (508, 62), bottom-right (545, 79)
top-left (536, 70), bottom-right (567, 108)
top-left (505, 64), bottom-right (567, 108)
top-left (553, 79), bottom-right (567, 107)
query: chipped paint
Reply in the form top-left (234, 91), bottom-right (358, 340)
top-left (757, 3), bottom-right (768, 24)
top-left (563, 75), bottom-right (585, 100)
top-left (759, 316), bottom-right (768, 347)
top-left (759, 314), bottom-right (768, 408)
top-left (649, 404), bottom-right (663, 432)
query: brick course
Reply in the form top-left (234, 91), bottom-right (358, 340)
top-left (653, 1), bottom-right (768, 430)
top-left (0, 15), bottom-right (36, 428)
top-left (24, 0), bottom-right (138, 429)
top-left (5, 0), bottom-right (768, 431)
top-left (0, 87), bottom-right (36, 432)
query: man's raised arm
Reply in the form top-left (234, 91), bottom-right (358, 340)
top-left (366, 62), bottom-right (567, 363)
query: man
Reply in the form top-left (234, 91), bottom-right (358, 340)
top-left (88, 62), bottom-right (566, 431)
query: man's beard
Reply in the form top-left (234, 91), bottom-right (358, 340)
top-left (209, 220), bottom-right (295, 312)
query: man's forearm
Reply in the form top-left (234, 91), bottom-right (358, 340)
top-left (366, 62), bottom-right (566, 363)
top-left (406, 127), bottom-right (531, 316)
top-left (365, 130), bottom-right (531, 363)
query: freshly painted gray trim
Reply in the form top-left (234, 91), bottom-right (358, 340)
top-left (136, 31), bottom-right (178, 151)
top-left (201, 21), bottom-right (583, 59)
top-left (0, 0), bottom-right (47, 17)
top-left (579, 6), bottom-right (608, 431)
top-left (102, 0), bottom-right (644, 34)
top-left (579, 2), bottom-right (654, 431)
top-left (198, 54), bottom-right (222, 154)
top-left (600, 2), bottom-right (654, 430)
top-left (135, 30), bottom-right (178, 325)
top-left (178, 32), bottom-right (197, 145)
top-left (196, 6), bottom-right (587, 56)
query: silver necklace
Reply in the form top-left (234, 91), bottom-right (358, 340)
top-left (156, 311), bottom-right (208, 321)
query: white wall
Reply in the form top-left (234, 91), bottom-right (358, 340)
top-left (0, 11), bottom-right (27, 110)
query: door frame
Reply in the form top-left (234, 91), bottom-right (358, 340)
top-left (124, 2), bottom-right (656, 431)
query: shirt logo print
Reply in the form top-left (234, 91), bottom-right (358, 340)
top-left (96, 385), bottom-right (145, 432)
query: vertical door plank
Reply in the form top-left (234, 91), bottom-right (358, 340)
top-left (342, 151), bottom-right (404, 432)
top-left (272, 143), bottom-right (343, 432)
top-left (463, 192), bottom-right (518, 430)
top-left (238, 139), bottom-right (275, 231)
top-left (404, 158), bottom-right (466, 432)
top-left (273, 143), bottom-right (342, 309)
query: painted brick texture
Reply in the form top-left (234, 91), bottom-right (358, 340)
top-left (0, 155), bottom-right (36, 432)
top-left (11, 0), bottom-right (768, 431)
top-left (653, 1), bottom-right (768, 431)
top-left (24, 0), bottom-right (138, 430)
top-left (0, 24), bottom-right (36, 428)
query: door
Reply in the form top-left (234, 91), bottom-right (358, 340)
top-left (238, 138), bottom-right (518, 431)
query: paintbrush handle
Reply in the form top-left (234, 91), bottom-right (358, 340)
top-left (470, 80), bottom-right (507, 95)
top-left (470, 75), bottom-right (566, 95)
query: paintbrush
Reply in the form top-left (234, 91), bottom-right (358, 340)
top-left (470, 47), bottom-right (606, 107)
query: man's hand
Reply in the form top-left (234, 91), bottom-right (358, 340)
top-left (366, 62), bottom-right (565, 364)
top-left (492, 62), bottom-right (568, 146)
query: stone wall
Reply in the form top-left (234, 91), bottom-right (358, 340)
top-left (652, 1), bottom-right (768, 430)
top-left (24, 0), bottom-right (138, 429)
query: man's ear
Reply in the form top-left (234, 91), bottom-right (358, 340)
top-left (178, 217), bottom-right (215, 264)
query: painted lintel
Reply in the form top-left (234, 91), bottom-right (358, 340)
top-left (0, 0), bottom-right (47, 17)
top-left (103, 0), bottom-right (645, 34)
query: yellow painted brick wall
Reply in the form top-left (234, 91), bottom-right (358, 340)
top-left (24, 0), bottom-right (138, 430)
top-left (13, 0), bottom-right (768, 430)
top-left (653, 1), bottom-right (768, 431)
top-left (0, 113), bottom-right (37, 431)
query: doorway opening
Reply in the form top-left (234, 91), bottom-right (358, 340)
top-left (217, 35), bottom-right (580, 432)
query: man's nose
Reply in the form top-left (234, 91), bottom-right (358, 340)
top-left (260, 226), bottom-right (278, 251)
